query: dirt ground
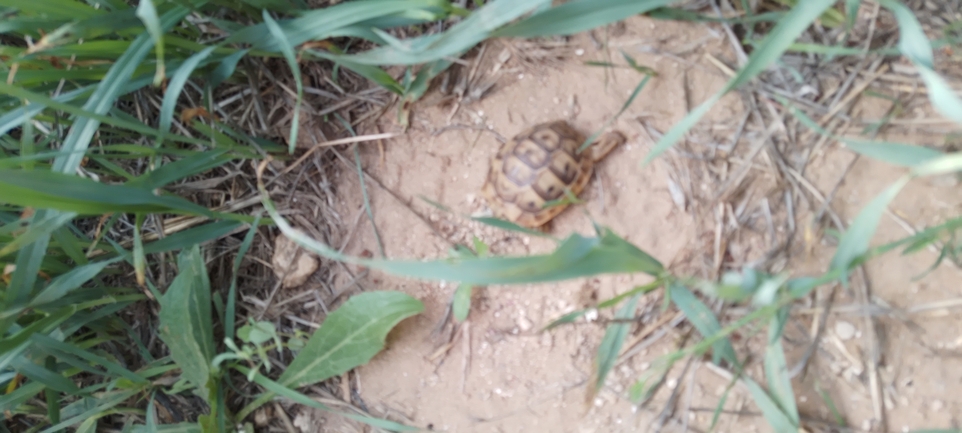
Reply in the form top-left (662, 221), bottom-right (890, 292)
top-left (293, 15), bottom-right (962, 433)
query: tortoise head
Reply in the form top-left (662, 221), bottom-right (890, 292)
top-left (586, 130), bottom-right (627, 162)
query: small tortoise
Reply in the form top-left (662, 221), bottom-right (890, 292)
top-left (481, 120), bottom-right (626, 228)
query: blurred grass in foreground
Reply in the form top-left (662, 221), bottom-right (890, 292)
top-left (1, 0), bottom-right (961, 432)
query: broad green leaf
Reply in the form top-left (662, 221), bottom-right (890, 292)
top-left (278, 290), bottom-right (423, 388)
top-left (0, 169), bottom-right (217, 217)
top-left (643, 0), bottom-right (837, 165)
top-left (158, 245), bottom-right (216, 399)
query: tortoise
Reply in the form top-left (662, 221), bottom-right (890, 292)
top-left (481, 120), bottom-right (627, 229)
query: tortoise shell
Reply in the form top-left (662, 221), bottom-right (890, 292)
top-left (481, 120), bottom-right (626, 228)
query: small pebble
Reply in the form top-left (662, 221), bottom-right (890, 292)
top-left (835, 321), bottom-right (857, 340)
top-left (517, 316), bottom-right (533, 332)
top-left (575, 48), bottom-right (585, 56)
top-left (931, 399), bottom-right (944, 412)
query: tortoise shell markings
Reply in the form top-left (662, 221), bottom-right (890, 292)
top-left (481, 120), bottom-right (626, 228)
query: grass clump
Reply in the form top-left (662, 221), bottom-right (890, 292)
top-left (2, 0), bottom-right (961, 432)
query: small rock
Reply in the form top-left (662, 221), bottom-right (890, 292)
top-left (931, 399), bottom-right (944, 412)
top-left (517, 315), bottom-right (533, 332)
top-left (271, 234), bottom-right (318, 288)
top-left (835, 321), bottom-right (857, 340)
top-left (293, 411), bottom-right (313, 433)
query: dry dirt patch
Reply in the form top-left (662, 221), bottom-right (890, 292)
top-left (281, 14), bottom-right (962, 433)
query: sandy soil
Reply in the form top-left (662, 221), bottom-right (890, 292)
top-left (293, 15), bottom-right (962, 433)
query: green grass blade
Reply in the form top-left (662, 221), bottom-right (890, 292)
top-left (226, 217), bottom-right (260, 340)
top-left (469, 216), bottom-right (556, 239)
top-left (880, 0), bottom-right (962, 125)
top-left (494, 0), bottom-right (672, 38)
top-left (225, 0), bottom-right (448, 51)
top-left (740, 376), bottom-right (798, 431)
top-left (327, 0), bottom-right (550, 65)
top-left (157, 245), bottom-right (216, 400)
top-left (0, 80), bottom-right (205, 148)
top-left (262, 180), bottom-right (663, 283)
top-left (30, 333), bottom-right (149, 385)
top-left (50, 225), bottom-right (88, 266)
top-left (0, 169), bottom-right (217, 217)
top-left (763, 307), bottom-right (799, 424)
top-left (790, 104), bottom-right (944, 166)
top-left (134, 0), bottom-right (165, 87)
top-left (278, 291), bottom-right (424, 389)
top-left (133, 215), bottom-right (146, 287)
top-left (39, 389), bottom-right (140, 433)
top-left (51, 3), bottom-right (194, 175)
top-left (263, 9), bottom-right (303, 154)
top-left (141, 221), bottom-right (247, 255)
top-left (642, 0), bottom-right (837, 165)
top-left (43, 356), bottom-right (61, 424)
top-left (29, 259), bottom-right (120, 307)
top-left (829, 176), bottom-right (911, 278)
top-left (133, 149), bottom-right (235, 189)
top-left (0, 210), bottom-right (75, 258)
top-left (911, 151), bottom-right (962, 178)
top-left (3, 220), bottom-right (58, 312)
top-left (11, 355), bottom-right (82, 394)
top-left (129, 423), bottom-right (202, 433)
top-left (0, 0), bottom-right (106, 20)
top-left (236, 365), bottom-right (418, 432)
top-left (0, 381), bottom-right (45, 415)
top-left (591, 293), bottom-right (640, 396)
top-left (0, 306), bottom-right (77, 362)
top-left (159, 46), bottom-right (217, 136)
top-left (667, 282), bottom-right (738, 366)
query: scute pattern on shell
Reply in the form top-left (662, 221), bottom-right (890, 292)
top-left (482, 120), bottom-right (597, 228)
